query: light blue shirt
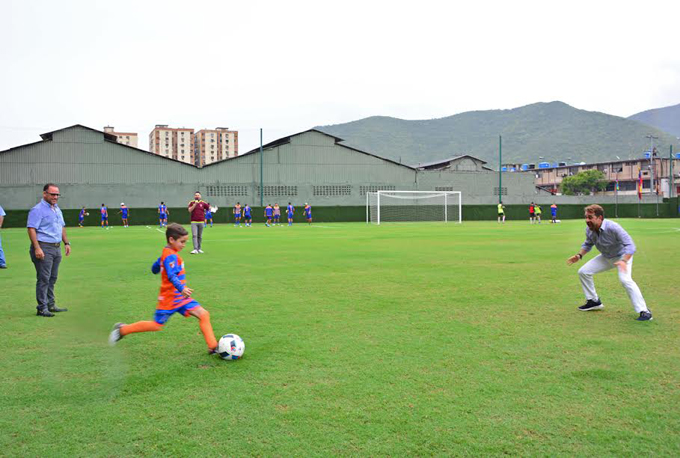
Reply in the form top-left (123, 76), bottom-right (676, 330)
top-left (0, 205), bottom-right (5, 217)
top-left (27, 199), bottom-right (65, 243)
top-left (581, 219), bottom-right (636, 259)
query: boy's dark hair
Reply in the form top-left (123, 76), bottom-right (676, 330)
top-left (166, 223), bottom-right (188, 241)
top-left (43, 183), bottom-right (57, 191)
top-left (161, 201), bottom-right (164, 204)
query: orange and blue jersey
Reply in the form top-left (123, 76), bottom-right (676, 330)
top-left (159, 204), bottom-right (167, 217)
top-left (121, 207), bottom-right (129, 219)
top-left (101, 206), bottom-right (108, 220)
top-left (287, 204), bottom-right (294, 216)
top-left (304, 205), bottom-right (311, 217)
top-left (151, 247), bottom-right (199, 324)
top-left (79, 209), bottom-right (86, 220)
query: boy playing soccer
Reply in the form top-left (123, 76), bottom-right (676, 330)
top-left (100, 204), bottom-right (109, 228)
top-left (234, 202), bottom-right (242, 227)
top-left (78, 207), bottom-right (88, 227)
top-left (303, 203), bottom-right (312, 225)
top-left (264, 204), bottom-right (273, 227)
top-left (108, 223), bottom-right (218, 354)
top-left (119, 203), bottom-right (129, 228)
top-left (287, 202), bottom-right (294, 226)
top-left (244, 204), bottom-right (252, 227)
top-left (273, 203), bottom-right (281, 225)
top-left (205, 204), bottom-right (213, 228)
top-left (158, 202), bottom-right (169, 228)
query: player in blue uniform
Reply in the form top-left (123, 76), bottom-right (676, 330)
top-left (264, 204), bottom-right (273, 227)
top-left (205, 204), bottom-right (213, 228)
top-left (119, 203), bottom-right (129, 228)
top-left (158, 202), bottom-right (169, 228)
top-left (273, 204), bottom-right (281, 225)
top-left (303, 203), bottom-right (312, 225)
top-left (233, 202), bottom-right (242, 227)
top-left (78, 207), bottom-right (88, 228)
top-left (244, 204), bottom-right (252, 227)
top-left (287, 202), bottom-right (295, 226)
top-left (100, 204), bottom-right (109, 228)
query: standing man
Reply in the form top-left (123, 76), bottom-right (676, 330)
top-left (27, 184), bottom-right (71, 317)
top-left (273, 203), bottom-right (281, 225)
top-left (0, 204), bottom-right (6, 269)
top-left (303, 203), bottom-right (312, 225)
top-left (243, 204), bottom-right (252, 227)
top-left (497, 202), bottom-right (505, 224)
top-left (188, 192), bottom-right (210, 254)
top-left (264, 204), bottom-right (273, 227)
top-left (566, 204), bottom-right (652, 321)
top-left (78, 206), bottom-right (88, 228)
top-left (535, 204), bottom-right (542, 224)
top-left (550, 203), bottom-right (558, 223)
top-left (529, 202), bottom-right (535, 224)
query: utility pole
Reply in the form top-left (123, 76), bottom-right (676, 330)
top-left (260, 128), bottom-right (264, 207)
top-left (498, 135), bottom-right (502, 204)
top-left (646, 134), bottom-right (659, 216)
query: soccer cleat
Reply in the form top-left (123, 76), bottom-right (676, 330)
top-left (36, 308), bottom-right (55, 317)
top-left (190, 250), bottom-right (198, 254)
top-left (108, 323), bottom-right (125, 346)
top-left (198, 249), bottom-right (204, 254)
top-left (208, 348), bottom-right (218, 355)
top-left (578, 299), bottom-right (604, 311)
top-left (636, 311), bottom-right (653, 321)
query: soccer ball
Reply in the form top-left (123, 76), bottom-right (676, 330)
top-left (217, 334), bottom-right (245, 360)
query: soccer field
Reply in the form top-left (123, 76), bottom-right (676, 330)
top-left (1, 220), bottom-right (679, 455)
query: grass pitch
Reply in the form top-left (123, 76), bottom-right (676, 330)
top-left (0, 219), bottom-right (679, 455)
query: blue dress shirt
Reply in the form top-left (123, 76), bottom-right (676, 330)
top-left (27, 199), bottom-right (65, 243)
top-left (581, 219), bottom-right (636, 259)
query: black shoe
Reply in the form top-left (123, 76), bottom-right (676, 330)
top-left (636, 311), bottom-right (653, 321)
top-left (578, 299), bottom-right (604, 311)
top-left (48, 306), bottom-right (68, 312)
top-left (0, 265), bottom-right (7, 269)
top-left (37, 309), bottom-right (55, 317)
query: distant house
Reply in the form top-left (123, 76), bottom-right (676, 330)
top-left (415, 155), bottom-right (493, 172)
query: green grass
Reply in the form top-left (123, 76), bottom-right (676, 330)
top-left (0, 219), bottom-right (679, 455)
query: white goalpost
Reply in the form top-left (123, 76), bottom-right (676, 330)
top-left (366, 190), bottom-right (462, 224)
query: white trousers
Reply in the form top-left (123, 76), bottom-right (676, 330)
top-left (578, 255), bottom-right (648, 313)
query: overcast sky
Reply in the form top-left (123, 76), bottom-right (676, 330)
top-left (1, 0), bottom-right (679, 153)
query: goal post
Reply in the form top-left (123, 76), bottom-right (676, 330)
top-left (366, 190), bottom-right (462, 224)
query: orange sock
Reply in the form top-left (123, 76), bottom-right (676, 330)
top-left (120, 321), bottom-right (163, 336)
top-left (198, 311), bottom-right (217, 350)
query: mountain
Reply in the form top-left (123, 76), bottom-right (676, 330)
top-left (316, 102), bottom-right (677, 167)
top-left (628, 103), bottom-right (680, 137)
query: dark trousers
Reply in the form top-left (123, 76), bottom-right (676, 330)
top-left (30, 243), bottom-right (62, 311)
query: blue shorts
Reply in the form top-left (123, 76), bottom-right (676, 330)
top-left (235, 213), bottom-right (241, 218)
top-left (160, 213), bottom-right (167, 219)
top-left (287, 213), bottom-right (293, 218)
top-left (245, 214), bottom-right (251, 218)
top-left (101, 217), bottom-right (108, 221)
top-left (205, 213), bottom-right (212, 219)
top-left (154, 301), bottom-right (200, 325)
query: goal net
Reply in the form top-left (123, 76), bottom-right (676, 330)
top-left (366, 190), bottom-right (462, 224)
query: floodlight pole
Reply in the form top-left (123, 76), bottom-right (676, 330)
top-left (260, 128), bottom-right (264, 207)
top-left (498, 135), bottom-right (502, 204)
top-left (670, 144), bottom-right (674, 200)
top-left (646, 134), bottom-right (659, 216)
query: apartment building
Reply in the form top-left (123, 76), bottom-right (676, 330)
top-left (103, 126), bottom-right (138, 148)
top-left (518, 156), bottom-right (680, 197)
top-left (148, 125), bottom-right (195, 165)
top-left (194, 127), bottom-right (239, 167)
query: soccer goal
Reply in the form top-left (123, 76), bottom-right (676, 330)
top-left (366, 190), bottom-right (462, 224)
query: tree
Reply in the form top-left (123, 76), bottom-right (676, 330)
top-left (560, 170), bottom-right (609, 196)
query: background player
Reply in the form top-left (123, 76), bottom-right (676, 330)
top-left (497, 202), bottom-right (505, 224)
top-left (243, 204), bottom-right (252, 227)
top-left (204, 205), bottom-right (213, 228)
top-left (100, 204), bottom-right (109, 228)
top-left (108, 223), bottom-right (219, 353)
top-left (273, 203), bottom-right (281, 225)
top-left (233, 202), bottom-right (242, 227)
top-left (303, 203), bottom-right (312, 225)
top-left (535, 204), bottom-right (542, 223)
top-left (159, 202), bottom-right (169, 228)
top-left (529, 202), bottom-right (535, 224)
top-left (264, 204), bottom-right (273, 227)
top-left (287, 202), bottom-right (295, 226)
top-left (78, 207), bottom-right (89, 227)
top-left (551, 203), bottom-right (558, 223)
top-left (119, 203), bottom-right (129, 228)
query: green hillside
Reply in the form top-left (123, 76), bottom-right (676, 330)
top-left (628, 103), bottom-right (680, 137)
top-left (317, 102), bottom-right (678, 167)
